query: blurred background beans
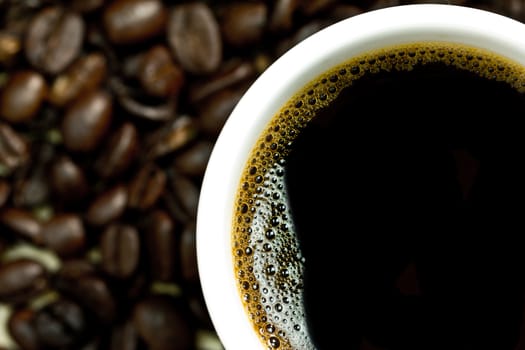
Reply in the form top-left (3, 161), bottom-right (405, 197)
top-left (1, 0), bottom-right (524, 349)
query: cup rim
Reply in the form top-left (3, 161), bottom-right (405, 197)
top-left (196, 4), bottom-right (525, 350)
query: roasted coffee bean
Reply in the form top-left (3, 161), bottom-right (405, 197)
top-left (100, 223), bottom-right (140, 279)
top-left (143, 209), bottom-right (176, 282)
top-left (11, 143), bottom-right (54, 208)
top-left (8, 308), bottom-right (39, 350)
top-left (0, 70), bottom-right (47, 123)
top-left (0, 207), bottom-right (43, 245)
top-left (24, 6), bottom-right (85, 75)
top-left (0, 180), bottom-right (11, 207)
top-left (180, 222), bottom-right (198, 284)
top-left (56, 258), bottom-right (96, 280)
top-left (86, 183), bottom-right (128, 226)
top-left (269, 0), bottom-right (299, 32)
top-left (139, 44), bottom-right (185, 98)
top-left (166, 171), bottom-right (200, 221)
top-left (0, 258), bottom-right (47, 304)
top-left (110, 77), bottom-right (177, 121)
top-left (61, 89), bottom-right (113, 152)
top-left (188, 58), bottom-right (255, 104)
top-left (0, 122), bottom-right (29, 173)
top-left (49, 154), bottom-right (88, 203)
top-left (219, 2), bottom-right (268, 48)
top-left (0, 31), bottom-right (21, 65)
top-left (167, 2), bottom-right (222, 75)
top-left (369, 0), bottom-right (401, 10)
top-left (94, 121), bottom-right (139, 179)
top-left (299, 0), bottom-right (338, 16)
top-left (133, 295), bottom-right (193, 350)
top-left (327, 4), bottom-right (364, 21)
top-left (173, 140), bottom-right (213, 177)
top-left (81, 338), bottom-right (103, 350)
top-left (56, 273), bottom-right (116, 324)
top-left (49, 52), bottom-right (107, 107)
top-left (103, 0), bottom-right (167, 44)
top-left (0, 237), bottom-right (6, 254)
top-left (71, 0), bottom-right (105, 13)
top-left (41, 213), bottom-right (85, 257)
top-left (496, 0), bottom-right (525, 21)
top-left (34, 298), bottom-right (87, 349)
top-left (110, 320), bottom-right (138, 350)
top-left (187, 292), bottom-right (214, 329)
top-left (197, 86), bottom-right (247, 136)
top-left (144, 116), bottom-right (198, 160)
top-left (121, 51), bottom-right (145, 78)
top-left (127, 162), bottom-right (166, 211)
top-left (275, 20), bottom-right (333, 57)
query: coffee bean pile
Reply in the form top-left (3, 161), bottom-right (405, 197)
top-left (0, 0), bottom-right (520, 349)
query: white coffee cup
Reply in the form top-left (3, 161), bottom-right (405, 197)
top-left (196, 4), bottom-right (525, 350)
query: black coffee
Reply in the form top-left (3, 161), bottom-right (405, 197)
top-left (232, 42), bottom-right (525, 350)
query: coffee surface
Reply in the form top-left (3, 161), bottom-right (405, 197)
top-left (233, 42), bottom-right (525, 349)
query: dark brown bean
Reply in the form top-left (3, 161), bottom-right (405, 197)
top-left (56, 259), bottom-right (96, 280)
top-left (127, 162), bottom-right (166, 211)
top-left (0, 31), bottom-right (22, 66)
top-left (41, 213), bottom-right (85, 257)
top-left (299, 0), bottom-right (337, 16)
top-left (94, 122), bottom-right (139, 179)
top-left (327, 4), bottom-right (363, 21)
top-left (100, 223), bottom-right (140, 279)
top-left (49, 52), bottom-right (107, 107)
top-left (144, 209), bottom-right (176, 282)
top-left (110, 77), bottom-right (177, 121)
top-left (275, 20), bottom-right (332, 57)
top-left (133, 295), bottom-right (193, 350)
top-left (197, 86), bottom-right (247, 136)
top-left (11, 143), bottom-right (54, 208)
top-left (86, 183), bottom-right (128, 226)
top-left (25, 6), bottom-right (85, 75)
top-left (121, 51), bottom-right (145, 78)
top-left (144, 116), bottom-right (198, 160)
top-left (138, 44), bottom-right (185, 98)
top-left (8, 308), bottom-right (39, 350)
top-left (110, 320), bottom-right (138, 350)
top-left (173, 140), bottom-right (214, 177)
top-left (166, 171), bottom-right (200, 221)
top-left (369, 0), bottom-right (401, 10)
top-left (269, 0), bottom-right (299, 32)
top-left (0, 121), bottom-right (30, 173)
top-left (0, 207), bottom-right (43, 245)
top-left (219, 2), bottom-right (268, 48)
top-left (49, 154), bottom-right (88, 203)
top-left (494, 0), bottom-right (525, 21)
top-left (187, 292), bottom-right (214, 329)
top-left (180, 222), bottom-right (198, 283)
top-left (34, 298), bottom-right (87, 349)
top-left (0, 258), bottom-right (47, 304)
top-left (81, 338), bottom-right (102, 350)
top-left (0, 237), bottom-right (6, 255)
top-left (167, 2), bottom-right (222, 75)
top-left (61, 89), bottom-right (113, 152)
top-left (71, 0), bottom-right (105, 13)
top-left (56, 273), bottom-right (116, 324)
top-left (103, 0), bottom-right (167, 44)
top-left (0, 70), bottom-right (47, 123)
top-left (188, 58), bottom-right (255, 104)
top-left (0, 180), bottom-right (10, 207)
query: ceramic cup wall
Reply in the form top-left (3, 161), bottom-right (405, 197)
top-left (197, 4), bottom-right (525, 350)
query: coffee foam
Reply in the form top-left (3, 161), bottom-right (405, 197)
top-left (232, 42), bottom-right (525, 349)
